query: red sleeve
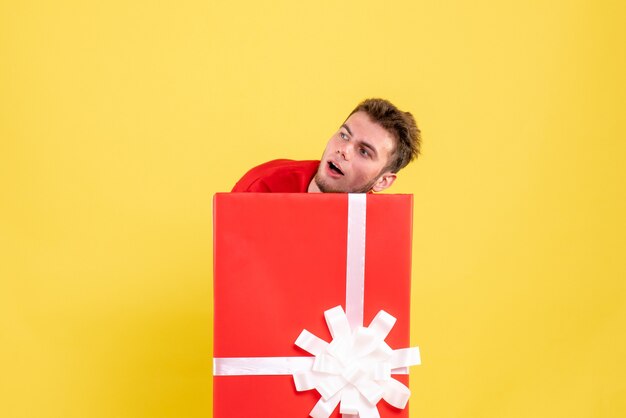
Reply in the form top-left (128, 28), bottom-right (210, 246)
top-left (232, 160), bottom-right (282, 192)
top-left (231, 162), bottom-right (277, 192)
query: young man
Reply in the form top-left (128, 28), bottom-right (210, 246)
top-left (232, 98), bottom-right (421, 193)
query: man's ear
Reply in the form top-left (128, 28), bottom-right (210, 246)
top-left (371, 172), bottom-right (397, 192)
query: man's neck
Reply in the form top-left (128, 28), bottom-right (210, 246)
top-left (307, 178), bottom-right (321, 193)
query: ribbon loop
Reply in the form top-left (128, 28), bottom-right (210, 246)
top-left (356, 398), bottom-right (381, 418)
top-left (310, 392), bottom-right (341, 418)
top-left (325, 306), bottom-right (352, 340)
top-left (295, 329), bottom-right (329, 356)
top-left (339, 387), bottom-right (359, 415)
top-left (390, 347), bottom-right (421, 368)
top-left (294, 370), bottom-right (316, 391)
top-left (381, 378), bottom-right (411, 409)
top-left (373, 362), bottom-right (391, 381)
top-left (316, 375), bottom-right (348, 400)
top-left (354, 378), bottom-right (384, 405)
top-left (368, 310), bottom-right (396, 340)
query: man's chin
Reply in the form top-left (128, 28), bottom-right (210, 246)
top-left (314, 175), bottom-right (373, 194)
top-left (314, 175), bottom-right (345, 193)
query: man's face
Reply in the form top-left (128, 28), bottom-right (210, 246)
top-left (312, 111), bottom-right (397, 193)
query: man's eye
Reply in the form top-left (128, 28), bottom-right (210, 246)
top-left (340, 132), bottom-right (348, 140)
top-left (359, 148), bottom-right (370, 157)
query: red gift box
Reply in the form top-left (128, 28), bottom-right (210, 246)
top-left (213, 193), bottom-right (418, 418)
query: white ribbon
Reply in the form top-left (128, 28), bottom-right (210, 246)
top-left (213, 356), bottom-right (314, 375)
top-left (213, 194), bottom-right (421, 417)
top-left (345, 193), bottom-right (367, 329)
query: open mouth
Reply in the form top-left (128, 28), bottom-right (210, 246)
top-left (328, 161), bottom-right (344, 176)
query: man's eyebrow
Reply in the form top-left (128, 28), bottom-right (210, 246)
top-left (360, 141), bottom-right (378, 157)
top-left (341, 123), bottom-right (379, 157)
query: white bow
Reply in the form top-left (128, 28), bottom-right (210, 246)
top-left (293, 306), bottom-right (421, 418)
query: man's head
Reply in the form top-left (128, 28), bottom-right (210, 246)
top-left (310, 98), bottom-right (421, 193)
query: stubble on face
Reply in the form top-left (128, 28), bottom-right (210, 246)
top-left (313, 166), bottom-right (381, 194)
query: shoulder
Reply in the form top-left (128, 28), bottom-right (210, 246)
top-left (232, 159), bottom-right (319, 192)
top-left (249, 159), bottom-right (318, 174)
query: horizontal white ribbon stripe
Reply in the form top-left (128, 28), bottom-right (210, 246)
top-left (213, 356), bottom-right (413, 376)
top-left (213, 357), bottom-right (314, 375)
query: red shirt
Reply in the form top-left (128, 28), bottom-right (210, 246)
top-left (231, 159), bottom-right (320, 193)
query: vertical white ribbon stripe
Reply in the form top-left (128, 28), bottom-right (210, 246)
top-left (345, 193), bottom-right (367, 330)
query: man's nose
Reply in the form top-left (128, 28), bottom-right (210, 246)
top-left (337, 142), bottom-right (352, 160)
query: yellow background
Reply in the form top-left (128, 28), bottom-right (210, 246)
top-left (1, 1), bottom-right (625, 417)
